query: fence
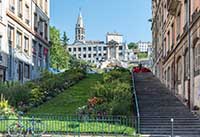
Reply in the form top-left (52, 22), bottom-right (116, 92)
top-left (0, 114), bottom-right (136, 136)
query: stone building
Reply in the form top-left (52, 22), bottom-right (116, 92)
top-left (0, 0), bottom-right (50, 83)
top-left (152, 0), bottom-right (200, 109)
top-left (68, 12), bottom-right (126, 66)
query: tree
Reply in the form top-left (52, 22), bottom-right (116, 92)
top-left (50, 26), bottom-right (69, 70)
top-left (61, 31), bottom-right (69, 46)
top-left (128, 42), bottom-right (138, 49)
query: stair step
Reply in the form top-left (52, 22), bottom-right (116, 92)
top-left (133, 73), bottom-right (200, 136)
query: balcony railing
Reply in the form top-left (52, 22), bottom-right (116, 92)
top-left (167, 0), bottom-right (181, 16)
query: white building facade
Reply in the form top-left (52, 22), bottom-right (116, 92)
top-left (137, 41), bottom-right (152, 53)
top-left (0, 0), bottom-right (50, 83)
top-left (68, 12), bottom-right (126, 66)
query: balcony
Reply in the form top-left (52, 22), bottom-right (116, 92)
top-left (167, 0), bottom-right (181, 16)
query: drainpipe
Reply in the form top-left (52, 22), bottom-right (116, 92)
top-left (187, 0), bottom-right (192, 109)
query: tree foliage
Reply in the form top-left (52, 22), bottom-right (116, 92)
top-left (61, 31), bottom-right (69, 46)
top-left (50, 26), bottom-right (69, 70)
top-left (128, 42), bottom-right (138, 49)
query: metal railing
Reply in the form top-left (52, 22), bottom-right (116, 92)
top-left (131, 71), bottom-right (140, 134)
top-left (0, 114), bottom-right (136, 136)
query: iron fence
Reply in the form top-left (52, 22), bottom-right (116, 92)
top-left (0, 114), bottom-right (137, 136)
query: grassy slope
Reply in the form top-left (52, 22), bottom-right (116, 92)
top-left (29, 74), bottom-right (102, 114)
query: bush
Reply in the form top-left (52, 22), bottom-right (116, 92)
top-left (0, 68), bottom-right (86, 113)
top-left (89, 68), bottom-right (132, 116)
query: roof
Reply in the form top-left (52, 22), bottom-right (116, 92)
top-left (76, 11), bottom-right (84, 28)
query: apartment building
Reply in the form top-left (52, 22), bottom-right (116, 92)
top-left (1, 0), bottom-right (50, 83)
top-left (0, 0), bottom-right (7, 82)
top-left (152, 0), bottom-right (200, 109)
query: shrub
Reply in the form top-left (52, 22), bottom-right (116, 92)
top-left (0, 94), bottom-right (15, 115)
top-left (89, 68), bottom-right (132, 116)
top-left (0, 68), bottom-right (86, 113)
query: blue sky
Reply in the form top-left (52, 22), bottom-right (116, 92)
top-left (50, 0), bottom-right (152, 43)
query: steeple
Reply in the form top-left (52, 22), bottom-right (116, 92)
top-left (75, 9), bottom-right (85, 43)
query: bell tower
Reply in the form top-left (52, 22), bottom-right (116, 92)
top-left (75, 10), bottom-right (85, 43)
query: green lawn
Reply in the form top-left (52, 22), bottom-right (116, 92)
top-left (28, 74), bottom-right (103, 114)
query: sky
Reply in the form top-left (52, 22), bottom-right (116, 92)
top-left (50, 0), bottom-right (152, 44)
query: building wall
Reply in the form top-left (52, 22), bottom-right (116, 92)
top-left (106, 33), bottom-right (123, 44)
top-left (0, 0), bottom-right (50, 83)
top-left (152, 0), bottom-right (200, 109)
top-left (68, 43), bottom-right (107, 64)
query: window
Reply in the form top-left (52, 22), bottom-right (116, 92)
top-left (44, 23), bottom-right (48, 40)
top-left (163, 38), bottom-right (166, 56)
top-left (78, 47), bottom-right (81, 51)
top-left (88, 47), bottom-right (91, 51)
top-left (34, 13), bottom-right (38, 31)
top-left (25, 4), bottom-right (30, 25)
top-left (119, 46), bottom-right (123, 50)
top-left (171, 23), bottom-right (175, 49)
top-left (16, 31), bottom-right (22, 49)
top-left (24, 36), bottom-right (29, 53)
top-left (167, 31), bottom-right (170, 52)
top-left (88, 54), bottom-right (91, 58)
top-left (93, 47), bottom-right (96, 51)
top-left (83, 54), bottom-right (86, 58)
top-left (39, 18), bottom-right (44, 36)
top-left (17, 0), bottom-right (22, 18)
top-left (24, 64), bottom-right (30, 79)
top-left (38, 44), bottom-right (42, 57)
top-left (184, 1), bottom-right (187, 25)
top-left (177, 57), bottom-right (182, 82)
top-left (103, 47), bottom-right (107, 50)
top-left (167, 67), bottom-right (170, 88)
top-left (83, 47), bottom-right (86, 51)
top-left (176, 12), bottom-right (181, 38)
top-left (98, 47), bottom-right (101, 51)
top-left (33, 55), bottom-right (37, 68)
top-left (32, 40), bottom-right (37, 55)
top-left (185, 49), bottom-right (189, 78)
top-left (68, 48), bottom-right (71, 52)
top-left (195, 44), bottom-right (200, 71)
top-left (9, 0), bottom-right (15, 13)
top-left (73, 48), bottom-right (76, 52)
top-left (8, 25), bottom-right (14, 42)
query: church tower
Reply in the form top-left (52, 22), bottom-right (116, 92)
top-left (75, 11), bottom-right (85, 43)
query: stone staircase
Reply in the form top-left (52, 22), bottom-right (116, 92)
top-left (134, 72), bottom-right (200, 137)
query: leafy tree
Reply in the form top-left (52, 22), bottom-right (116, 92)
top-left (50, 26), bottom-right (69, 70)
top-left (61, 31), bottom-right (69, 46)
top-left (128, 42), bottom-right (138, 49)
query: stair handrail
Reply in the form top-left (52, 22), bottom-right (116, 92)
top-left (131, 71), bottom-right (140, 134)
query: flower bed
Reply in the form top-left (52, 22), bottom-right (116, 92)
top-left (77, 68), bottom-right (133, 116)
